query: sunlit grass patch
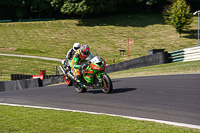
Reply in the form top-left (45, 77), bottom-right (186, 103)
top-left (108, 60), bottom-right (200, 79)
top-left (0, 105), bottom-right (199, 133)
top-left (0, 14), bottom-right (198, 65)
top-left (0, 56), bottom-right (60, 81)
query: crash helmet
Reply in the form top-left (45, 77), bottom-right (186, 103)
top-left (73, 43), bottom-right (81, 51)
top-left (79, 44), bottom-right (90, 57)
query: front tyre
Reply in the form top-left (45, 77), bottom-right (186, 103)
top-left (101, 74), bottom-right (113, 93)
top-left (64, 75), bottom-right (72, 86)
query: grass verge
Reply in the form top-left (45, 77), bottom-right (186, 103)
top-left (0, 105), bottom-right (199, 133)
top-left (0, 14), bottom-right (199, 64)
top-left (0, 56), bottom-right (61, 81)
top-left (1, 56), bottom-right (200, 81)
top-left (108, 60), bottom-right (200, 79)
top-left (0, 14), bottom-right (200, 132)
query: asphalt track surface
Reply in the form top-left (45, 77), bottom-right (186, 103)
top-left (0, 74), bottom-right (200, 127)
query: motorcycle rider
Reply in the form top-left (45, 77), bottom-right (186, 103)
top-left (66, 43), bottom-right (81, 60)
top-left (63, 43), bottom-right (81, 68)
top-left (71, 44), bottom-right (90, 85)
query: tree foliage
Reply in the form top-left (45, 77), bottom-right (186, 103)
top-left (0, 0), bottom-right (199, 20)
top-left (163, 0), bottom-right (193, 37)
top-left (31, 0), bottom-right (52, 18)
top-left (49, 0), bottom-right (117, 18)
top-left (0, 0), bottom-right (52, 19)
top-left (136, 0), bottom-right (160, 5)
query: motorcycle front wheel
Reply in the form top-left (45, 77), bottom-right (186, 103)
top-left (101, 74), bottom-right (113, 93)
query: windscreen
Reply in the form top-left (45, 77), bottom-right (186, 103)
top-left (86, 53), bottom-right (95, 61)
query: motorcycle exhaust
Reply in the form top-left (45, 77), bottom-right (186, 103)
top-left (59, 65), bottom-right (66, 76)
top-left (60, 65), bottom-right (76, 81)
top-left (66, 71), bottom-right (75, 80)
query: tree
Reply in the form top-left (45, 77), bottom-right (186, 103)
top-left (163, 0), bottom-right (193, 37)
top-left (31, 0), bottom-right (52, 19)
top-left (15, 0), bottom-right (28, 19)
top-left (48, 0), bottom-right (117, 18)
top-left (0, 0), bottom-right (13, 19)
top-left (136, 0), bottom-right (160, 5)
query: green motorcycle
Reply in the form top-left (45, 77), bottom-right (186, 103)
top-left (59, 53), bottom-right (113, 93)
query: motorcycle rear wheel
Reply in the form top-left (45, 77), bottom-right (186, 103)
top-left (64, 75), bottom-right (73, 86)
top-left (101, 74), bottom-right (113, 93)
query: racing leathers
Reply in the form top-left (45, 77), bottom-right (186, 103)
top-left (66, 48), bottom-right (76, 60)
top-left (71, 50), bottom-right (88, 82)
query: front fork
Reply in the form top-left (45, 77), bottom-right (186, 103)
top-left (95, 72), bottom-right (105, 88)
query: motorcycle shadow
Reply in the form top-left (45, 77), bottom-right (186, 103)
top-left (112, 88), bottom-right (137, 93)
top-left (87, 88), bottom-right (137, 94)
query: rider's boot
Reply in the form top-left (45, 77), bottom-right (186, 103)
top-left (75, 75), bottom-right (82, 88)
top-left (76, 81), bottom-right (82, 89)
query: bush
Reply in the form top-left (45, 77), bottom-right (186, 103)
top-left (163, 0), bottom-right (193, 37)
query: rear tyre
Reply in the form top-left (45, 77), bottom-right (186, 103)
top-left (101, 74), bottom-right (113, 93)
top-left (64, 75), bottom-right (72, 86)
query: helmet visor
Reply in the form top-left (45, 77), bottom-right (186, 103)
top-left (74, 47), bottom-right (79, 50)
top-left (83, 51), bottom-right (90, 56)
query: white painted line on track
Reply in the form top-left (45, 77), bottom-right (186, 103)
top-left (0, 103), bottom-right (200, 130)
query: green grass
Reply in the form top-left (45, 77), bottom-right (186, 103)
top-left (108, 60), bottom-right (200, 79)
top-left (0, 14), bottom-right (199, 81)
top-left (0, 14), bottom-right (198, 65)
top-left (0, 56), bottom-right (60, 81)
top-left (0, 105), bottom-right (199, 133)
top-left (1, 55), bottom-right (200, 81)
top-left (1, 14), bottom-right (200, 132)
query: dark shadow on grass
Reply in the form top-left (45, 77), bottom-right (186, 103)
top-left (76, 14), bottom-right (164, 27)
top-left (182, 29), bottom-right (198, 40)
